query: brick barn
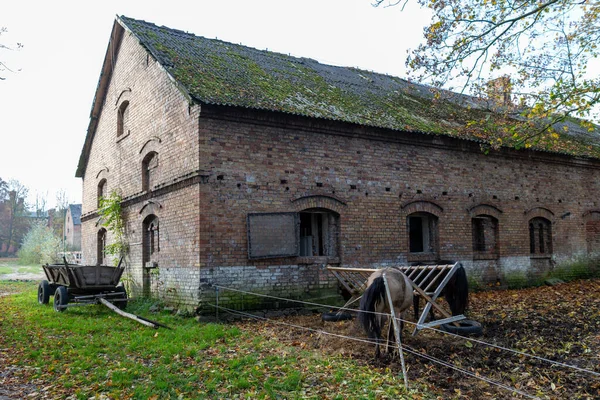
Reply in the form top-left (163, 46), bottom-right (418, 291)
top-left (76, 16), bottom-right (600, 311)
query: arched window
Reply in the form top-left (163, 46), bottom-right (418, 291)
top-left (143, 215), bottom-right (159, 266)
top-left (97, 179), bottom-right (106, 209)
top-left (529, 217), bottom-right (552, 255)
top-left (97, 228), bottom-right (107, 265)
top-left (407, 212), bottom-right (439, 255)
top-left (117, 100), bottom-right (130, 137)
top-left (299, 208), bottom-right (340, 257)
top-left (142, 152), bottom-right (158, 192)
top-left (472, 215), bottom-right (499, 258)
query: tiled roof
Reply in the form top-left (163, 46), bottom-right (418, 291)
top-left (118, 16), bottom-right (600, 158)
top-left (69, 204), bottom-right (82, 225)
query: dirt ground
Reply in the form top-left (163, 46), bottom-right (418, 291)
top-left (237, 279), bottom-right (600, 399)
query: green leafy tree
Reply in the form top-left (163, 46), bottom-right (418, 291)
top-left (18, 221), bottom-right (60, 265)
top-left (375, 0), bottom-right (600, 148)
top-left (98, 190), bottom-right (128, 264)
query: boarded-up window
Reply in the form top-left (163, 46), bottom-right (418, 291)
top-left (247, 212), bottom-right (299, 259)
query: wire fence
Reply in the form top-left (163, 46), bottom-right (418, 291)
top-left (205, 283), bottom-right (600, 399)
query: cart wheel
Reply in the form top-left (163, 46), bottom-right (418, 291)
top-left (53, 286), bottom-right (69, 312)
top-left (115, 285), bottom-right (128, 310)
top-left (38, 280), bottom-right (50, 305)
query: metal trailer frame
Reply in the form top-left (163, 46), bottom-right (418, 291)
top-left (327, 263), bottom-right (466, 335)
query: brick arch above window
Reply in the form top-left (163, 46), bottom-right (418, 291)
top-left (291, 194), bottom-right (347, 214)
top-left (138, 136), bottom-right (162, 157)
top-left (401, 200), bottom-right (443, 217)
top-left (468, 203), bottom-right (503, 219)
top-left (95, 167), bottom-right (109, 180)
top-left (524, 206), bottom-right (555, 221)
top-left (139, 200), bottom-right (162, 220)
top-left (114, 88), bottom-right (131, 107)
top-left (582, 209), bottom-right (600, 222)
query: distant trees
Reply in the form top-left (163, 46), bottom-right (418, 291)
top-left (0, 178), bottom-right (29, 256)
top-left (18, 221), bottom-right (60, 265)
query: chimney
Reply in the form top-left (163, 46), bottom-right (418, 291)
top-left (486, 76), bottom-right (512, 107)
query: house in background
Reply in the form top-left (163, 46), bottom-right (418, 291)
top-left (64, 204), bottom-right (82, 251)
top-left (76, 16), bottom-right (600, 311)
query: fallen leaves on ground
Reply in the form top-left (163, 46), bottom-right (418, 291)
top-left (237, 279), bottom-right (600, 399)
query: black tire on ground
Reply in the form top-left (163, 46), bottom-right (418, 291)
top-left (53, 286), bottom-right (69, 312)
top-left (440, 319), bottom-right (483, 336)
top-left (114, 285), bottom-right (128, 310)
top-left (38, 280), bottom-right (50, 305)
top-left (321, 311), bottom-right (354, 322)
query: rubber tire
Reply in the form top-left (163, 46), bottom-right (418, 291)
top-left (321, 312), bottom-right (354, 322)
top-left (38, 280), bottom-right (50, 305)
top-left (114, 285), bottom-right (128, 310)
top-left (53, 286), bottom-right (69, 312)
top-left (440, 319), bottom-right (483, 336)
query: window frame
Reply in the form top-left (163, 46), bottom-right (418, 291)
top-left (97, 228), bottom-right (107, 266)
top-left (97, 179), bottom-right (107, 209)
top-left (407, 212), bottom-right (439, 259)
top-left (529, 217), bottom-right (552, 257)
top-left (142, 152), bottom-right (158, 192)
top-left (117, 100), bottom-right (130, 139)
top-left (471, 214), bottom-right (500, 260)
top-left (247, 209), bottom-right (340, 261)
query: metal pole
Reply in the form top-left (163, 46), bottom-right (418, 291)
top-left (382, 272), bottom-right (409, 388)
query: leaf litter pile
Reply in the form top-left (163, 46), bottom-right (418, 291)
top-left (237, 279), bottom-right (600, 399)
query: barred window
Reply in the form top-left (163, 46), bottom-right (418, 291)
top-left (529, 217), bottom-right (552, 255)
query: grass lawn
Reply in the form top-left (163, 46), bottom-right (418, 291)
top-left (0, 258), bottom-right (42, 275)
top-left (0, 281), bottom-right (431, 399)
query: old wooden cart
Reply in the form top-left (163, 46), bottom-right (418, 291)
top-left (38, 259), bottom-right (128, 312)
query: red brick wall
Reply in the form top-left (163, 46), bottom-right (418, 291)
top-left (197, 106), bottom-right (600, 287)
top-left (81, 31), bottom-right (600, 311)
top-left (81, 31), bottom-right (202, 306)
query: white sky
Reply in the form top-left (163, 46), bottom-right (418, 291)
top-left (0, 0), bottom-right (432, 209)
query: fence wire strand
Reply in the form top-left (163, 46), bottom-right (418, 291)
top-left (207, 302), bottom-right (540, 400)
top-left (212, 284), bottom-right (600, 377)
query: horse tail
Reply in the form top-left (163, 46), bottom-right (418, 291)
top-left (358, 276), bottom-right (386, 339)
top-left (446, 265), bottom-right (469, 315)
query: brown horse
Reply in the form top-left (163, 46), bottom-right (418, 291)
top-left (358, 268), bottom-right (413, 358)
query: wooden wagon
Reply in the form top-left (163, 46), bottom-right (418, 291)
top-left (327, 262), bottom-right (468, 335)
top-left (38, 259), bottom-right (127, 312)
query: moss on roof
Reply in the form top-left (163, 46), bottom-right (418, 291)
top-left (119, 16), bottom-right (600, 159)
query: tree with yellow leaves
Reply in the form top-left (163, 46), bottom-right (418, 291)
top-left (376, 0), bottom-right (600, 150)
